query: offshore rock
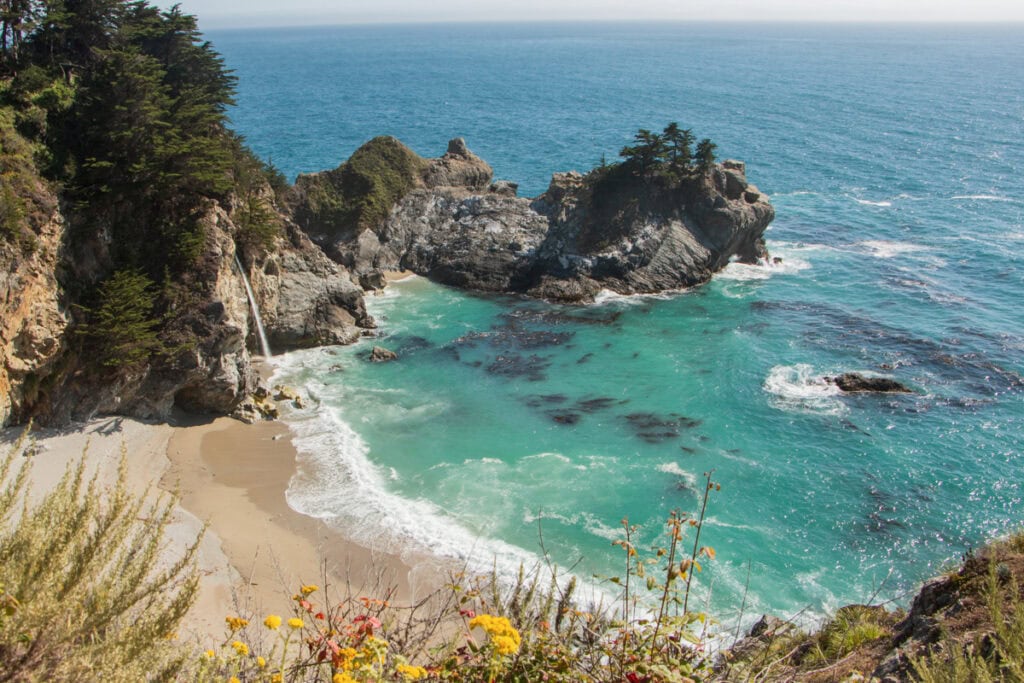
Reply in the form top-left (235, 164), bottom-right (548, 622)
top-left (369, 346), bottom-right (398, 362)
top-left (289, 139), bottom-right (775, 303)
top-left (828, 372), bottom-right (913, 393)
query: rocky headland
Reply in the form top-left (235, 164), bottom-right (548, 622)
top-left (290, 136), bottom-right (775, 303)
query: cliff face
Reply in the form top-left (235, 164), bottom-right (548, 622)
top-left (290, 138), bottom-right (774, 302)
top-left (0, 195), bottom-right (69, 427)
top-left (0, 171), bottom-right (372, 428)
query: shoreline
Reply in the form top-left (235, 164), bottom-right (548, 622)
top-left (164, 416), bottom-right (421, 633)
top-left (1, 414), bottom-right (432, 645)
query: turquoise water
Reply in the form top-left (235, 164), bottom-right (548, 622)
top-left (211, 23), bottom-right (1024, 623)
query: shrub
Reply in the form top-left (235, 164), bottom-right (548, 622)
top-left (0, 434), bottom-right (201, 681)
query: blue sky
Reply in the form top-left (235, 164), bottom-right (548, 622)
top-left (168, 0), bottom-right (1024, 29)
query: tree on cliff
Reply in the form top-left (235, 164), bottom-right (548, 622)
top-left (696, 138), bottom-right (717, 174)
top-left (619, 128), bottom-right (666, 175)
top-left (0, 0), bottom-right (37, 69)
top-left (618, 122), bottom-right (711, 179)
top-left (75, 268), bottom-right (165, 370)
top-left (1, 0), bottom-right (283, 379)
top-left (663, 122), bottom-right (695, 176)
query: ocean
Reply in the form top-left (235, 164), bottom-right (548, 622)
top-left (208, 22), bottom-right (1024, 625)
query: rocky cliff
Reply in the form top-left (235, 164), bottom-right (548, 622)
top-left (0, 174), bottom-right (69, 428)
top-left (0, 126), bottom-right (372, 428)
top-left (290, 137), bottom-right (774, 302)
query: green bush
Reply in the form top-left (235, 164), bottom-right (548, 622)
top-left (0, 434), bottom-right (200, 681)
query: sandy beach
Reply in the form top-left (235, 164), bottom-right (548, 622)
top-left (1, 412), bottom-right (424, 647)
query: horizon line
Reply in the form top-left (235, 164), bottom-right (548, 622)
top-left (198, 17), bottom-right (1024, 31)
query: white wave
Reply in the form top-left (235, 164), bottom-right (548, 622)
top-left (283, 406), bottom-right (546, 582)
top-left (702, 515), bottom-right (769, 534)
top-left (592, 288), bottom-right (679, 305)
top-left (763, 364), bottom-right (846, 416)
top-left (656, 462), bottom-right (699, 491)
top-left (951, 194), bottom-right (1018, 203)
top-left (462, 457), bottom-right (505, 466)
top-left (853, 198), bottom-right (892, 207)
top-left (716, 254), bottom-right (811, 282)
top-left (768, 241), bottom-right (838, 254)
top-left (770, 190), bottom-right (819, 198)
top-left (521, 451), bottom-right (572, 463)
top-left (857, 240), bottom-right (931, 259)
top-left (582, 513), bottom-right (626, 542)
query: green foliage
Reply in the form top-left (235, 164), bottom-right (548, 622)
top-left (294, 135), bottom-right (427, 238)
top-left (808, 604), bottom-right (891, 663)
top-left (695, 138), bottom-right (717, 173)
top-left (571, 122), bottom-right (720, 251)
top-left (75, 268), bottom-right (165, 370)
top-left (0, 0), bottom-right (39, 71)
top-left (229, 135), bottom-right (283, 253)
top-left (0, 103), bottom-right (51, 249)
top-left (0, 178), bottom-right (24, 241)
top-left (617, 122), bottom-right (713, 179)
top-left (0, 436), bottom-right (200, 681)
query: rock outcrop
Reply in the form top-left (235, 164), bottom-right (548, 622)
top-left (289, 138), bottom-right (774, 303)
top-left (369, 346), bottom-right (398, 363)
top-left (827, 372), bottom-right (913, 393)
top-left (250, 221), bottom-right (374, 350)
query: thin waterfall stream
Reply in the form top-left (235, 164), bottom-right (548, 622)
top-left (234, 253), bottom-right (273, 357)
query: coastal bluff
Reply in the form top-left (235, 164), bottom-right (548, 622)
top-left (289, 136), bottom-right (775, 302)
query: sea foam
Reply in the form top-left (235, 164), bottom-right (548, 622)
top-left (763, 364), bottom-right (846, 416)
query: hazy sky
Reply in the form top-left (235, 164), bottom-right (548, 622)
top-left (170, 0), bottom-right (1024, 29)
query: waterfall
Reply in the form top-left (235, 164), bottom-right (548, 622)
top-left (234, 253), bottom-right (273, 357)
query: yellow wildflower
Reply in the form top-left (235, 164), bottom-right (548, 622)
top-left (257, 656), bottom-right (266, 669)
top-left (229, 678), bottom-right (240, 683)
top-left (333, 673), bottom-right (357, 683)
top-left (264, 614), bottom-right (282, 630)
top-left (493, 635), bottom-right (519, 656)
top-left (231, 640), bottom-right (249, 656)
top-left (396, 663), bottom-right (429, 680)
top-left (468, 614), bottom-right (521, 655)
top-left (300, 583), bottom-right (318, 595)
top-left (225, 615), bottom-right (248, 631)
top-left (271, 675), bottom-right (283, 683)
top-left (204, 649), bottom-right (215, 658)
top-left (287, 617), bottom-right (304, 629)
